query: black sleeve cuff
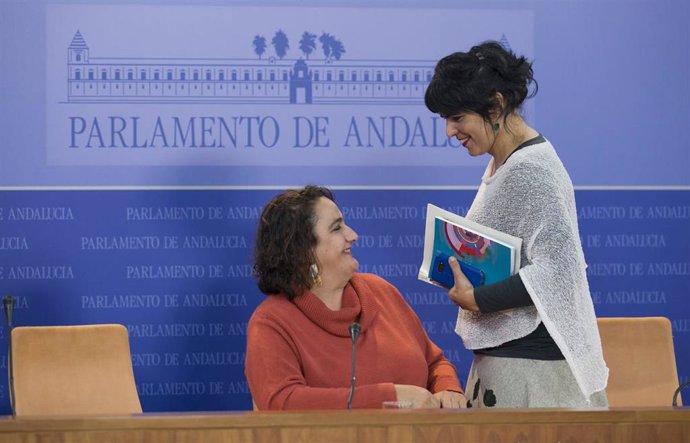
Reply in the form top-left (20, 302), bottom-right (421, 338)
top-left (474, 273), bottom-right (533, 313)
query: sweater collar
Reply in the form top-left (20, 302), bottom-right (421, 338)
top-left (293, 274), bottom-right (380, 337)
top-left (483, 134), bottom-right (546, 184)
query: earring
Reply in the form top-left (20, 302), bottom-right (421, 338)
top-left (492, 122), bottom-right (500, 133)
top-left (310, 263), bottom-right (322, 288)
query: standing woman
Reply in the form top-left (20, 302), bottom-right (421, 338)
top-left (424, 41), bottom-right (608, 408)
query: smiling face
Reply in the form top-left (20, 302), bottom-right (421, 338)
top-left (312, 197), bottom-right (359, 286)
top-left (445, 112), bottom-right (496, 157)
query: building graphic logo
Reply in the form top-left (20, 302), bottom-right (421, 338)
top-left (66, 29), bottom-right (460, 105)
top-left (46, 5), bottom-right (531, 174)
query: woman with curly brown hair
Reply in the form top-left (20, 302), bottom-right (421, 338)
top-left (245, 185), bottom-right (464, 410)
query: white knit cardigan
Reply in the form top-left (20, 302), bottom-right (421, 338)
top-left (455, 138), bottom-right (608, 399)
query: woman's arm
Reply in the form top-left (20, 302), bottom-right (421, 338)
top-left (383, 280), bottom-right (464, 395)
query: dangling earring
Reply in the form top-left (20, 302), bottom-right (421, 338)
top-left (492, 122), bottom-right (500, 133)
top-left (310, 263), bottom-right (322, 288)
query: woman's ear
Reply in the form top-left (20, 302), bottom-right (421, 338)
top-left (490, 92), bottom-right (506, 120)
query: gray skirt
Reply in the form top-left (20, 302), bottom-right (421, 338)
top-left (465, 354), bottom-right (608, 408)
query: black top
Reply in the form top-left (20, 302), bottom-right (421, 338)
top-left (497, 134), bottom-right (545, 168)
top-left (474, 274), bottom-right (564, 360)
top-left (472, 134), bottom-right (564, 361)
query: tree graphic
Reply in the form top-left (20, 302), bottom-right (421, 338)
top-left (318, 33), bottom-right (346, 61)
top-left (271, 30), bottom-right (289, 60)
top-left (299, 31), bottom-right (317, 60)
top-left (319, 33), bottom-right (333, 60)
top-left (252, 35), bottom-right (267, 59)
top-left (330, 39), bottom-right (346, 61)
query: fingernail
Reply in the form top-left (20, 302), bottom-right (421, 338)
top-left (448, 257), bottom-right (456, 263)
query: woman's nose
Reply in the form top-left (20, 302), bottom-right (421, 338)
top-left (446, 120), bottom-right (457, 138)
top-left (348, 226), bottom-right (358, 243)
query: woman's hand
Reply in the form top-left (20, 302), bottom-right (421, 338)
top-left (447, 256), bottom-right (479, 311)
top-left (394, 384), bottom-right (440, 408)
top-left (433, 390), bottom-right (467, 408)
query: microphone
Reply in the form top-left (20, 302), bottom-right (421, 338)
top-left (3, 296), bottom-right (14, 328)
top-left (347, 316), bottom-right (361, 410)
top-left (3, 295), bottom-right (16, 416)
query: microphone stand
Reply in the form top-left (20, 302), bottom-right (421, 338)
top-left (3, 296), bottom-right (15, 417)
top-left (347, 320), bottom-right (361, 411)
top-left (672, 380), bottom-right (690, 407)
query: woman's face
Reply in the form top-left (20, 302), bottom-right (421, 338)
top-left (312, 197), bottom-right (359, 284)
top-left (445, 112), bottom-right (494, 157)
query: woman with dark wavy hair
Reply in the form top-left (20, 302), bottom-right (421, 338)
top-left (245, 185), bottom-right (464, 410)
top-left (425, 41), bottom-right (608, 408)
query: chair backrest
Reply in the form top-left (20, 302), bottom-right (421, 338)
top-left (597, 317), bottom-right (681, 407)
top-left (11, 324), bottom-right (142, 416)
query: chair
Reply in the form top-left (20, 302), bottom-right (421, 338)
top-left (597, 317), bottom-right (682, 407)
top-left (11, 324), bottom-right (142, 416)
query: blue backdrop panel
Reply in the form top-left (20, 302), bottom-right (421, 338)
top-left (1, 1), bottom-right (689, 187)
top-left (1, 189), bottom-right (688, 412)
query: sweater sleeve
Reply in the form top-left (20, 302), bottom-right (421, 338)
top-left (425, 338), bottom-right (465, 394)
top-left (381, 280), bottom-right (464, 394)
top-left (474, 273), bottom-right (533, 313)
top-left (245, 313), bottom-right (396, 410)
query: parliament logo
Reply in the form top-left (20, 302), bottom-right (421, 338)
top-left (66, 29), bottom-right (447, 106)
top-left (46, 5), bottom-right (531, 171)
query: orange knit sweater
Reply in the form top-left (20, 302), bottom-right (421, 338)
top-left (245, 273), bottom-right (462, 410)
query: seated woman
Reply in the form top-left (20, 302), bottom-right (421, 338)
top-left (245, 186), bottom-right (465, 410)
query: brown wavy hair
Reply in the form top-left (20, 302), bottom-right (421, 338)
top-left (253, 185), bottom-right (335, 299)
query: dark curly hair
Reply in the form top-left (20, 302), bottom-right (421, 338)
top-left (253, 185), bottom-right (335, 300)
top-left (425, 41), bottom-right (538, 128)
